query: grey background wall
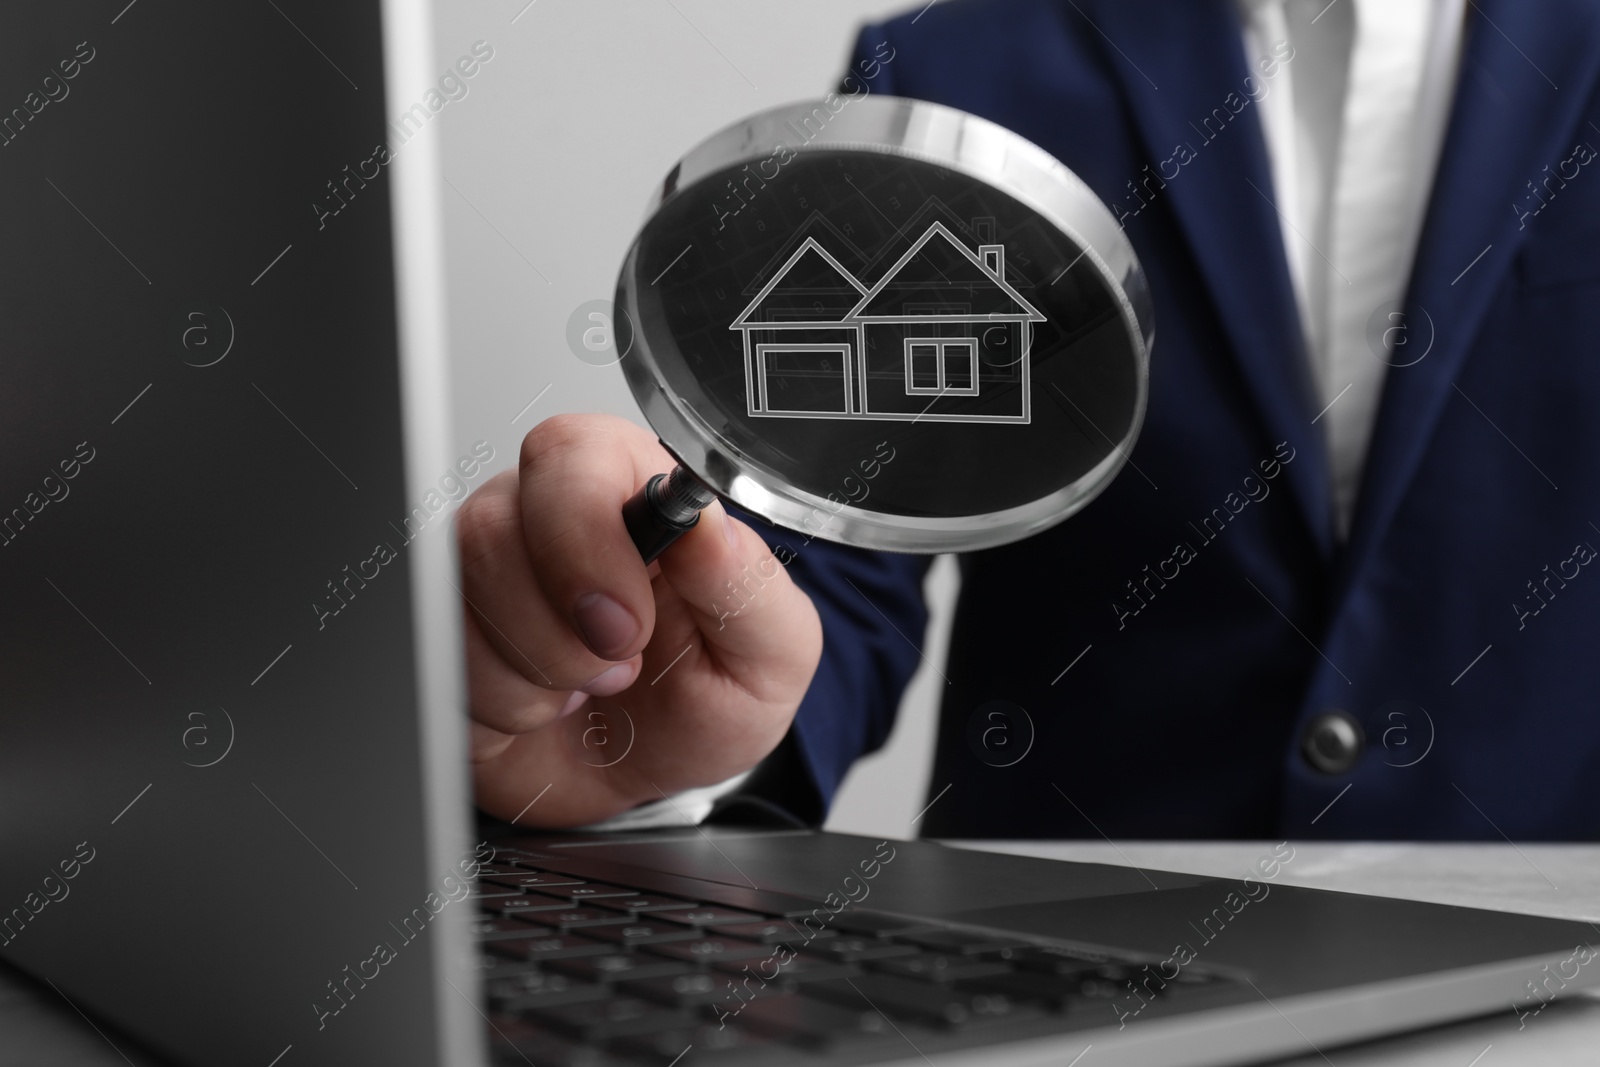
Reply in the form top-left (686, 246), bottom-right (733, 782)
top-left (428, 0), bottom-right (956, 840)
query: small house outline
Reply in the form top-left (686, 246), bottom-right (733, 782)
top-left (729, 221), bottom-right (1047, 424)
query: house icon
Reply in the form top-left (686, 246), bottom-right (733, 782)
top-left (729, 221), bottom-right (1046, 424)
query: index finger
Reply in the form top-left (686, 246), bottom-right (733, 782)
top-left (518, 414), bottom-right (671, 665)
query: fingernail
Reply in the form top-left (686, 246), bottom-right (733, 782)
top-left (573, 592), bottom-right (639, 658)
top-left (723, 508), bottom-right (740, 549)
top-left (581, 662), bottom-right (636, 696)
top-left (557, 691), bottom-right (589, 720)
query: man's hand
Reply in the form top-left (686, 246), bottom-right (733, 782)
top-left (456, 413), bottom-right (822, 827)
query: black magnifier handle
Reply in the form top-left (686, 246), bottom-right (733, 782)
top-left (622, 464), bottom-right (718, 565)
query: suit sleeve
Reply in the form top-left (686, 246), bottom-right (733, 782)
top-left (836, 20), bottom-right (901, 97)
top-left (708, 504), bottom-right (933, 826)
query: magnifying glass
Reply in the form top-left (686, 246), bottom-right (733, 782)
top-left (615, 95), bottom-right (1152, 560)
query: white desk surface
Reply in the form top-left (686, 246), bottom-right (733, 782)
top-left (4, 842), bottom-right (1597, 1067)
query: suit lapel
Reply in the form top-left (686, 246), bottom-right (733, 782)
top-left (1338, 0), bottom-right (1600, 589)
top-left (1089, 0), bottom-right (1336, 558)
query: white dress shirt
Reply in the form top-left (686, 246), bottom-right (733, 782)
top-left (574, 1), bottom-right (1468, 832)
top-left (1240, 0), bottom-right (1465, 536)
top-left (573, 767), bottom-right (750, 831)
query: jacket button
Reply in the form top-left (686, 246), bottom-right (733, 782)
top-left (1301, 710), bottom-right (1364, 774)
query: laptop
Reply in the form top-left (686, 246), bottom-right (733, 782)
top-left (0, 3), bottom-right (1593, 1066)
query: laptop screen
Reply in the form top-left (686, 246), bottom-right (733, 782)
top-left (0, 3), bottom-right (475, 1064)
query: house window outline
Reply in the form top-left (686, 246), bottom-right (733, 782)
top-left (902, 337), bottom-right (980, 397)
top-left (755, 342), bottom-right (854, 416)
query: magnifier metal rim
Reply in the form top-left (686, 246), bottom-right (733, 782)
top-left (618, 94), bottom-right (1152, 554)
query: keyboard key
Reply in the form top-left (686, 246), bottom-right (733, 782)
top-left (536, 907), bottom-right (639, 930)
top-left (709, 919), bottom-right (834, 944)
top-left (621, 971), bottom-right (777, 1007)
top-left (802, 937), bottom-right (919, 964)
top-left (472, 917), bottom-right (555, 942)
top-left (646, 937), bottom-right (776, 965)
top-left (608, 894), bottom-right (700, 913)
top-left (711, 955), bottom-right (857, 984)
top-left (868, 953), bottom-right (1014, 983)
top-left (550, 954), bottom-right (695, 984)
top-left (806, 973), bottom-right (1035, 1028)
top-left (652, 907), bottom-right (769, 927)
top-left (488, 932), bottom-right (614, 962)
top-left (486, 972), bottom-right (612, 1013)
top-left (483, 873), bottom-right (589, 892)
top-left (493, 893), bottom-right (585, 918)
top-left (728, 993), bottom-right (897, 1051)
top-left (530, 996), bottom-right (693, 1041)
top-left (477, 864), bottom-right (534, 877)
top-left (472, 888), bottom-right (525, 906)
top-left (564, 884), bottom-right (641, 901)
top-left (707, 983), bottom-right (792, 1021)
top-left (580, 921), bottom-right (705, 946)
top-left (474, 954), bottom-right (543, 981)
top-left (480, 851), bottom-right (533, 864)
top-left (897, 929), bottom-right (1032, 956)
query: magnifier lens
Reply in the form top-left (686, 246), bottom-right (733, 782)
top-left (617, 97), bottom-right (1151, 555)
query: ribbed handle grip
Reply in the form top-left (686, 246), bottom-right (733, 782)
top-left (621, 465), bottom-right (716, 565)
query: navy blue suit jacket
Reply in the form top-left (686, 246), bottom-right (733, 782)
top-left (726, 0), bottom-right (1600, 840)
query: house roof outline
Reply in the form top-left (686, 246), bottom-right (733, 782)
top-left (853, 195), bottom-right (983, 277)
top-left (739, 211), bottom-right (873, 297)
top-left (730, 237), bottom-right (870, 331)
top-left (846, 222), bottom-right (1045, 323)
top-left (730, 222), bottom-right (1046, 332)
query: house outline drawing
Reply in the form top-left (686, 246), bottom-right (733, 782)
top-left (728, 221), bottom-right (1047, 424)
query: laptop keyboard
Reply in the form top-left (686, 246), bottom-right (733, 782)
top-left (473, 848), bottom-right (1241, 1066)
